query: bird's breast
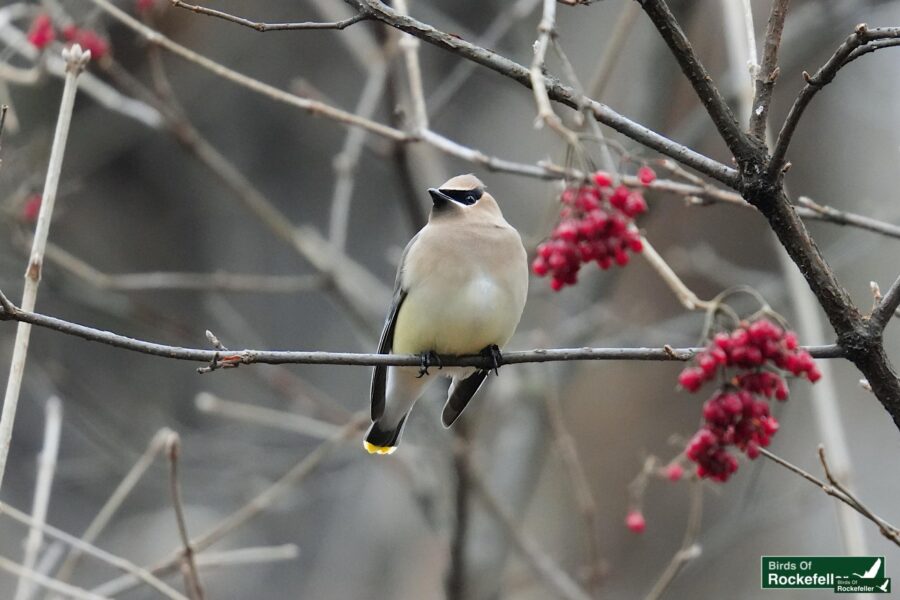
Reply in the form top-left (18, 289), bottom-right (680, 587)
top-left (392, 268), bottom-right (524, 356)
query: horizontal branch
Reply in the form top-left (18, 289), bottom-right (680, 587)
top-left (0, 288), bottom-right (843, 370)
top-left (169, 1), bottom-right (369, 32)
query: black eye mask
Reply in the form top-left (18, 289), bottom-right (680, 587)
top-left (440, 187), bottom-right (484, 206)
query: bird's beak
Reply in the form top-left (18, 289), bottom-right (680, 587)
top-left (428, 188), bottom-right (453, 207)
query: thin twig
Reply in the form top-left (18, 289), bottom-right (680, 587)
top-left (870, 272), bottom-right (900, 330)
top-left (14, 397), bottom-right (62, 600)
top-left (328, 60), bottom-right (390, 252)
top-left (426, 0), bottom-right (542, 117)
top-left (644, 482), bottom-right (703, 600)
top-left (166, 434), bottom-right (205, 600)
top-left (169, 1), bottom-right (368, 32)
top-left (195, 392), bottom-right (342, 439)
top-left (749, 0), bottom-right (790, 138)
top-left (193, 545), bottom-right (299, 569)
top-left (639, 238), bottom-right (712, 311)
top-left (529, 0), bottom-right (579, 145)
top-left (760, 448), bottom-right (900, 547)
top-left (0, 44), bottom-right (88, 492)
top-left (53, 429), bottom-right (172, 586)
top-left (40, 242), bottom-right (325, 293)
top-left (393, 0), bottom-right (428, 132)
top-left (0, 502), bottom-right (190, 600)
top-left (587, 2), bottom-right (640, 99)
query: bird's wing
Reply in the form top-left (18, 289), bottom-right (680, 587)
top-left (370, 232), bottom-right (420, 421)
top-left (441, 370), bottom-right (489, 427)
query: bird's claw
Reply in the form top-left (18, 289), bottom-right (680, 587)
top-left (417, 350), bottom-right (443, 378)
top-left (481, 344), bottom-right (503, 376)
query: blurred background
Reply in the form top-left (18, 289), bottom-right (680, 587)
top-left (1, 0), bottom-right (899, 598)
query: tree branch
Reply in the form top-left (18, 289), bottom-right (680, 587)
top-left (749, 0), bottom-right (790, 138)
top-left (760, 447), bottom-right (900, 547)
top-left (769, 25), bottom-right (900, 176)
top-left (871, 272), bottom-right (900, 330)
top-left (344, 0), bottom-right (739, 185)
top-left (169, 1), bottom-right (368, 32)
top-left (0, 288), bottom-right (843, 370)
top-left (636, 0), bottom-right (761, 166)
top-left (165, 435), bottom-right (205, 600)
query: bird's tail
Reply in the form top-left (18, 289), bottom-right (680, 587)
top-left (363, 415), bottom-right (408, 455)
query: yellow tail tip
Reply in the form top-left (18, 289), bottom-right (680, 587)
top-left (364, 441), bottom-right (397, 455)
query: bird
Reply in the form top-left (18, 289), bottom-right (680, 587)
top-left (364, 174), bottom-right (529, 454)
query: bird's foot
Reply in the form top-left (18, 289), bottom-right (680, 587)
top-left (417, 350), bottom-right (443, 378)
top-left (481, 344), bottom-right (503, 376)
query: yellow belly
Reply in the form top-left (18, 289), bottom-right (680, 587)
top-left (392, 274), bottom-right (521, 355)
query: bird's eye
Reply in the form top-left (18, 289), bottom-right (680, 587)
top-left (439, 187), bottom-right (484, 206)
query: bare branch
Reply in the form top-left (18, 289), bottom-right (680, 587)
top-left (91, 416), bottom-right (367, 598)
top-left (0, 555), bottom-right (109, 600)
top-left (169, 1), bottom-right (368, 32)
top-left (760, 448), bottom-right (900, 547)
top-left (871, 273), bottom-right (900, 330)
top-left (749, 0), bottom-right (790, 138)
top-left (636, 0), bottom-right (760, 166)
top-left (88, 0), bottom-right (409, 142)
top-left (195, 392), bottom-right (342, 439)
top-left (769, 25), bottom-right (900, 176)
top-left (165, 434), bottom-right (205, 600)
top-left (644, 483), bottom-right (703, 600)
top-left (529, 0), bottom-right (580, 145)
top-left (0, 502), bottom-right (190, 600)
top-left (40, 242), bottom-right (325, 293)
top-left (0, 291), bottom-right (844, 370)
top-left (14, 397), bottom-right (62, 600)
top-left (0, 44), bottom-right (87, 493)
top-left (345, 0), bottom-right (739, 185)
top-left (54, 429), bottom-right (172, 586)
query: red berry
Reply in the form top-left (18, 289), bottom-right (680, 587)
top-left (531, 258), bottom-right (549, 276)
top-left (625, 510), bottom-right (646, 533)
top-left (136, 0), bottom-right (157, 11)
top-left (593, 171), bottom-right (613, 188)
top-left (637, 166), bottom-right (656, 185)
top-left (664, 463), bottom-right (684, 482)
top-left (21, 194), bottom-right (42, 222)
top-left (678, 368), bottom-right (704, 392)
top-left (27, 14), bottom-right (55, 49)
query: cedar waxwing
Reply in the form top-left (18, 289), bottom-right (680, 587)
top-left (365, 174), bottom-right (529, 454)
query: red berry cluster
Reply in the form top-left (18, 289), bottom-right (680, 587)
top-left (27, 14), bottom-right (55, 49)
top-left (26, 14), bottom-right (111, 60)
top-left (679, 319), bottom-right (820, 482)
top-left (532, 168), bottom-right (654, 290)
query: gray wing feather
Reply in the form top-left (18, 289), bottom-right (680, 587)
top-left (370, 232), bottom-right (421, 421)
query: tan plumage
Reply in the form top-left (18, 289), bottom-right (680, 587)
top-left (365, 174), bottom-right (528, 454)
